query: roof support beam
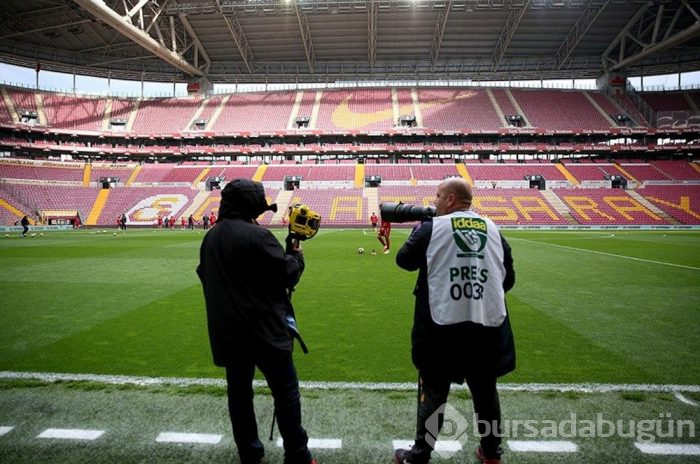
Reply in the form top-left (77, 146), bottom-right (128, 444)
top-left (554, 0), bottom-right (610, 70)
top-left (368, 0), bottom-right (378, 69)
top-left (216, 0), bottom-right (255, 74)
top-left (662, 4), bottom-right (683, 42)
top-left (429, 0), bottom-right (452, 72)
top-left (651, 4), bottom-right (664, 45)
top-left (491, 0), bottom-right (530, 72)
top-left (125, 0), bottom-right (150, 21)
top-left (682, 0), bottom-right (700, 21)
top-left (295, 2), bottom-right (316, 74)
top-left (179, 13), bottom-right (211, 73)
top-left (602, 2), bottom-right (652, 64)
top-left (609, 20), bottom-right (700, 71)
top-left (0, 19), bottom-right (93, 41)
top-left (169, 15), bottom-right (176, 52)
top-left (603, 1), bottom-right (700, 72)
top-left (72, 0), bottom-right (203, 77)
top-left (145, 0), bottom-right (170, 34)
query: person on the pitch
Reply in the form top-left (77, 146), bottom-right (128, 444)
top-left (377, 219), bottom-right (391, 254)
top-left (197, 179), bottom-right (316, 464)
top-left (393, 178), bottom-right (516, 464)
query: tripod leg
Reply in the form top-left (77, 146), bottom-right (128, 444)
top-left (417, 373), bottom-right (422, 417)
top-left (269, 409), bottom-right (276, 441)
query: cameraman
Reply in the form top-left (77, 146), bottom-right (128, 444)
top-left (393, 178), bottom-right (515, 464)
top-left (197, 179), bottom-right (316, 464)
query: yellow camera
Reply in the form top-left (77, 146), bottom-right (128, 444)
top-left (288, 203), bottom-right (321, 240)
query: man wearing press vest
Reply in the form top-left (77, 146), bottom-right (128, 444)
top-left (393, 178), bottom-right (516, 464)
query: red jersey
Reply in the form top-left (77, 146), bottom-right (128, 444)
top-left (379, 220), bottom-right (391, 236)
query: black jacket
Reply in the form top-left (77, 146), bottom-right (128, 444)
top-left (396, 218), bottom-right (516, 380)
top-left (197, 217), bottom-right (304, 366)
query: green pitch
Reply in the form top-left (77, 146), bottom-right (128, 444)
top-left (0, 228), bottom-right (698, 385)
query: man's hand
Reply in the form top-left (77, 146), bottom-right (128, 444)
top-left (285, 233), bottom-right (302, 254)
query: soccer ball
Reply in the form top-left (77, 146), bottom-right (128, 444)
top-left (357, 247), bottom-right (365, 254)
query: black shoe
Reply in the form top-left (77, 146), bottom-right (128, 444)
top-left (393, 448), bottom-right (428, 464)
top-left (242, 457), bottom-right (266, 464)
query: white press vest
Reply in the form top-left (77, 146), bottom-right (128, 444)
top-left (426, 210), bottom-right (507, 327)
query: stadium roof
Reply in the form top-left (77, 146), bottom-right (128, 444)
top-left (1, 0), bottom-right (699, 85)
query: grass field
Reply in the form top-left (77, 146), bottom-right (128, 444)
top-left (0, 227), bottom-right (699, 463)
top-left (0, 227), bottom-right (697, 386)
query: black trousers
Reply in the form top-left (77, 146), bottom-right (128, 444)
top-left (225, 348), bottom-right (312, 464)
top-left (411, 371), bottom-right (503, 462)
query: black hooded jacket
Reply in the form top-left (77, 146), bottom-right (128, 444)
top-left (197, 179), bottom-right (304, 365)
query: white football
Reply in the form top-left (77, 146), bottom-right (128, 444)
top-left (357, 247), bottom-right (365, 254)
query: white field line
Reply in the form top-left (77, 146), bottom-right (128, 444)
top-left (511, 237), bottom-right (700, 271)
top-left (1, 371), bottom-right (699, 393)
top-left (635, 443), bottom-right (700, 455)
top-left (37, 428), bottom-right (104, 440)
top-left (508, 440), bottom-right (578, 453)
top-left (156, 432), bottom-right (222, 444)
top-left (0, 426), bottom-right (14, 436)
top-left (675, 392), bottom-right (699, 407)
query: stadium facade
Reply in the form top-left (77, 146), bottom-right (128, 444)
top-left (0, 1), bottom-right (698, 229)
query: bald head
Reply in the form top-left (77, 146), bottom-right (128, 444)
top-left (434, 178), bottom-right (473, 215)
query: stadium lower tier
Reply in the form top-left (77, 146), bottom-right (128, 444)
top-left (1, 184), bottom-right (698, 227)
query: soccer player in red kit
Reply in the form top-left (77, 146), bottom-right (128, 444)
top-left (377, 220), bottom-right (391, 254)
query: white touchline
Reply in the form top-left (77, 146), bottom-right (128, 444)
top-left (0, 426), bottom-right (13, 436)
top-left (674, 392), bottom-right (699, 407)
top-left (392, 440), bottom-right (463, 452)
top-left (1, 371), bottom-right (698, 393)
top-left (508, 440), bottom-right (578, 453)
top-left (635, 443), bottom-right (700, 455)
top-left (276, 438), bottom-right (342, 449)
top-left (156, 432), bottom-right (222, 444)
top-left (37, 428), bottom-right (105, 440)
top-left (512, 237), bottom-right (700, 271)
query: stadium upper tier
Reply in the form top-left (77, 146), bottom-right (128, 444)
top-left (1, 86), bottom-right (699, 138)
top-left (1, 159), bottom-right (698, 227)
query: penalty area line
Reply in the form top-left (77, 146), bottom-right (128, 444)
top-left (0, 371), bottom-right (698, 394)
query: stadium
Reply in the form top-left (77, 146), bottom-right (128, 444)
top-left (0, 1), bottom-right (698, 463)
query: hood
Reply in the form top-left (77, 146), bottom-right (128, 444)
top-left (219, 178), bottom-right (276, 221)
